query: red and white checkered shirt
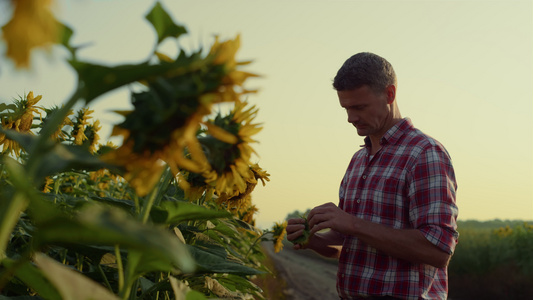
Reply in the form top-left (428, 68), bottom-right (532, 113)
top-left (337, 118), bottom-right (459, 300)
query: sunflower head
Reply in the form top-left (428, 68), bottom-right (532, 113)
top-left (42, 106), bottom-right (74, 141)
top-left (83, 119), bottom-right (101, 154)
top-left (41, 176), bottom-right (54, 193)
top-left (238, 202), bottom-right (258, 226)
top-left (272, 221), bottom-right (288, 253)
top-left (71, 108), bottom-right (94, 145)
top-left (195, 100), bottom-right (262, 196)
top-left (17, 91), bottom-right (43, 131)
top-left (0, 91), bottom-right (44, 157)
top-left (102, 36), bottom-right (259, 197)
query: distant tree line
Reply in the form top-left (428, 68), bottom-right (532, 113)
top-left (285, 209), bottom-right (312, 220)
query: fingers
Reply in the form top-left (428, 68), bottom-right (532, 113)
top-left (307, 202), bottom-right (337, 221)
top-left (287, 218), bottom-right (306, 225)
top-left (287, 229), bottom-right (304, 243)
top-left (307, 202), bottom-right (343, 234)
top-left (308, 202), bottom-right (337, 226)
top-left (309, 220), bottom-right (330, 235)
top-left (285, 218), bottom-right (304, 239)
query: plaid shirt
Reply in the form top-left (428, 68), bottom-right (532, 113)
top-left (337, 118), bottom-right (459, 300)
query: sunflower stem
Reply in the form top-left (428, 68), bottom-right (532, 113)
top-left (140, 166), bottom-right (172, 224)
top-left (141, 189), bottom-right (158, 224)
top-left (0, 193), bottom-right (28, 260)
top-left (115, 245), bottom-right (125, 295)
top-left (97, 264), bottom-right (113, 292)
top-left (245, 231), bottom-right (271, 259)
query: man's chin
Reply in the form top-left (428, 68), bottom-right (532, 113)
top-left (356, 128), bottom-right (368, 136)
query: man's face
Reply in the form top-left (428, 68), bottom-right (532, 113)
top-left (337, 85), bottom-right (392, 138)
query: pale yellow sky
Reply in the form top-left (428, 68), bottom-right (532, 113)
top-left (1, 0), bottom-right (531, 228)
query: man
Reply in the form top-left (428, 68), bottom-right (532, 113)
top-left (286, 52), bottom-right (459, 300)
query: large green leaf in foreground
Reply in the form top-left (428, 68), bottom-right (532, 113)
top-left (31, 204), bottom-right (195, 273)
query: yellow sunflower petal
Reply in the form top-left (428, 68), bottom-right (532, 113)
top-left (203, 122), bottom-right (238, 144)
top-left (2, 0), bottom-right (59, 68)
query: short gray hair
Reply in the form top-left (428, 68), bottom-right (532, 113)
top-left (333, 52), bottom-right (397, 92)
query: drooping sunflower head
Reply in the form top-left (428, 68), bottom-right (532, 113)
top-left (0, 91), bottom-right (44, 157)
top-left (177, 170), bottom-right (210, 201)
top-left (102, 35), bottom-right (259, 197)
top-left (239, 203), bottom-right (258, 226)
top-left (206, 34), bottom-right (259, 103)
top-left (197, 100), bottom-right (262, 196)
top-left (0, 118), bottom-right (21, 157)
top-left (83, 119), bottom-right (101, 154)
top-left (41, 105), bottom-right (74, 141)
top-left (272, 221), bottom-right (288, 253)
top-left (42, 176), bottom-right (54, 193)
top-left (14, 91), bottom-right (43, 132)
top-left (71, 108), bottom-right (94, 145)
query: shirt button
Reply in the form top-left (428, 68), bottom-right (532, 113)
top-left (362, 175), bottom-right (367, 179)
top-left (357, 199), bottom-right (361, 203)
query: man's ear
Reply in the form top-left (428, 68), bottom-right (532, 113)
top-left (386, 85), bottom-right (396, 104)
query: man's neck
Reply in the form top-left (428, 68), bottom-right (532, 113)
top-left (367, 117), bottom-right (402, 155)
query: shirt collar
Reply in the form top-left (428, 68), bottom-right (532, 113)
top-left (362, 118), bottom-right (413, 148)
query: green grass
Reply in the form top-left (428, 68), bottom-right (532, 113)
top-left (448, 220), bottom-right (533, 300)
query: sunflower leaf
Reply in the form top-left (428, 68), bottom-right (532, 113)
top-left (32, 204), bottom-right (195, 273)
top-left (150, 200), bottom-right (231, 225)
top-left (1, 257), bottom-right (62, 300)
top-left (145, 2), bottom-right (187, 44)
top-left (187, 245), bottom-right (261, 275)
top-left (33, 253), bottom-right (120, 300)
top-left (0, 129), bottom-right (120, 183)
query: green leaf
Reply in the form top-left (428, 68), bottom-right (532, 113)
top-left (217, 274), bottom-right (263, 295)
top-left (0, 102), bottom-right (17, 113)
top-left (90, 195), bottom-right (135, 211)
top-left (1, 257), bottom-right (62, 300)
top-left (126, 249), bottom-right (176, 277)
top-left (0, 295), bottom-right (46, 300)
top-left (0, 129), bottom-right (120, 183)
top-left (187, 245), bottom-right (261, 275)
top-left (0, 158), bottom-right (32, 258)
top-left (185, 290), bottom-right (209, 300)
top-left (32, 204), bottom-right (195, 273)
top-left (138, 277), bottom-right (155, 294)
top-left (33, 253), bottom-right (120, 300)
top-left (150, 200), bottom-right (231, 224)
top-left (69, 59), bottom-right (190, 104)
top-left (145, 2), bottom-right (187, 44)
top-left (58, 22), bottom-right (78, 59)
top-left (59, 22), bottom-right (74, 47)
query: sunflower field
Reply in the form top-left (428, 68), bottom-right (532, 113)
top-left (0, 1), bottom-right (287, 299)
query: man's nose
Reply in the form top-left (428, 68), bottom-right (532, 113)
top-left (347, 112), bottom-right (359, 124)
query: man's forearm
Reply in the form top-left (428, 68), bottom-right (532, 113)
top-left (350, 217), bottom-right (451, 268)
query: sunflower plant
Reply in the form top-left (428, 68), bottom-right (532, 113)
top-left (0, 2), bottom-right (283, 300)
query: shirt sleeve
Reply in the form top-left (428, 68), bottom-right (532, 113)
top-left (407, 145), bottom-right (459, 254)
